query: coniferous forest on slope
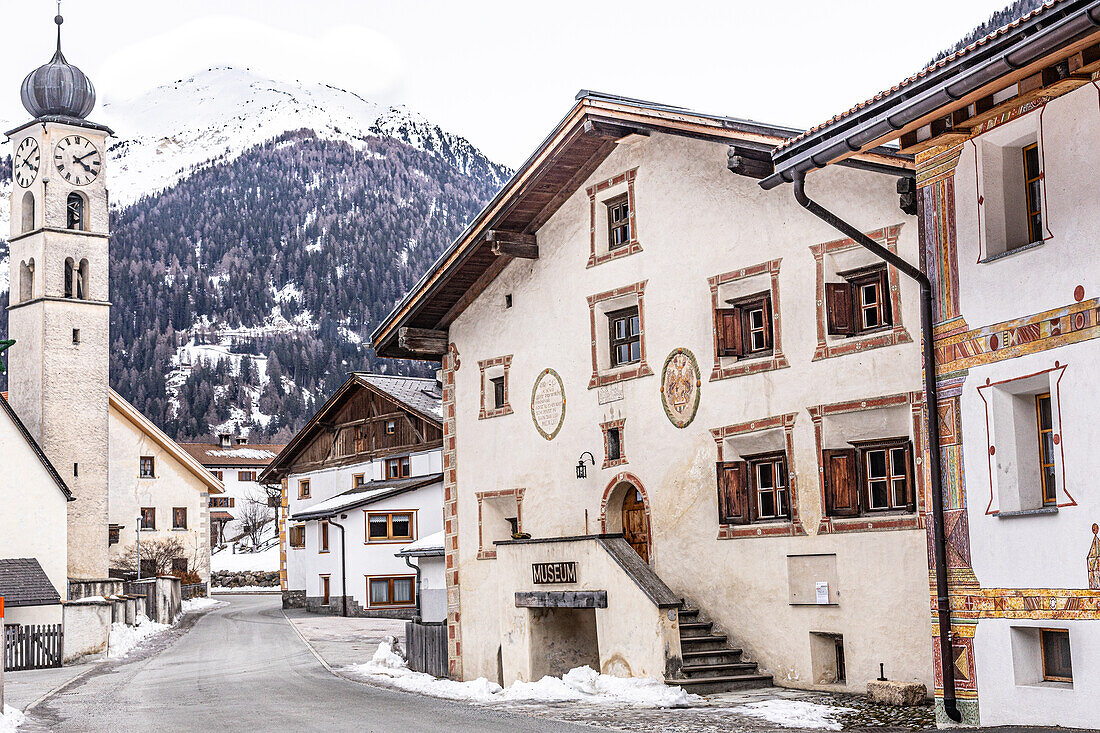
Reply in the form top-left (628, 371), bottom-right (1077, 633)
top-left (0, 130), bottom-right (507, 441)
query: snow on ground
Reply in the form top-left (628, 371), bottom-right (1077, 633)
top-left (182, 597), bottom-right (223, 613)
top-left (728, 699), bottom-right (855, 730)
top-left (108, 615), bottom-right (171, 659)
top-left (211, 544), bottom-right (281, 572)
top-left (345, 640), bottom-right (701, 708)
top-left (1, 705), bottom-right (25, 733)
top-left (211, 585), bottom-right (281, 594)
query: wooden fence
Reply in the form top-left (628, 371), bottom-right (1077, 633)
top-left (4, 623), bottom-right (63, 671)
top-left (404, 621), bottom-right (448, 678)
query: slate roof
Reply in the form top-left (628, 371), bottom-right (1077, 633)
top-left (291, 473), bottom-right (443, 521)
top-left (180, 442), bottom-right (286, 467)
top-left (0, 557), bottom-right (62, 607)
top-left (0, 393), bottom-right (73, 501)
top-left (353, 374), bottom-right (443, 422)
top-left (774, 0), bottom-right (1073, 152)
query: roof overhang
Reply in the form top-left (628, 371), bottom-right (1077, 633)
top-left (289, 474), bottom-right (443, 521)
top-left (765, 0), bottom-right (1100, 189)
top-left (371, 91), bottom-right (910, 360)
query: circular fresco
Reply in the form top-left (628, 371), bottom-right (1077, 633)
top-left (531, 368), bottom-right (566, 440)
top-left (660, 348), bottom-right (701, 429)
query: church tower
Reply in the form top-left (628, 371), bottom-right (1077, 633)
top-left (7, 13), bottom-right (112, 580)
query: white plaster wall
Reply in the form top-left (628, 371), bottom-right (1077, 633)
top-left (974, 619), bottom-right (1100, 728)
top-left (0, 409), bottom-right (70, 601)
top-left (951, 84), bottom-right (1100, 326)
top-left (291, 483), bottom-right (443, 610)
top-left (416, 555), bottom-right (447, 623)
top-left (283, 447), bottom-right (442, 595)
top-left (62, 601), bottom-right (112, 662)
top-left (449, 132), bottom-right (930, 692)
top-left (4, 604), bottom-right (63, 626)
top-left (108, 408), bottom-right (213, 582)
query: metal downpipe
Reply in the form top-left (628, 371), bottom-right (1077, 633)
top-left (403, 554), bottom-right (423, 621)
top-left (792, 172), bottom-right (962, 723)
top-left (329, 517), bottom-right (349, 618)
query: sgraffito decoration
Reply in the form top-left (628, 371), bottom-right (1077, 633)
top-left (1089, 524), bottom-right (1100, 591)
top-left (530, 368), bottom-right (566, 441)
top-left (660, 348), bottom-right (700, 429)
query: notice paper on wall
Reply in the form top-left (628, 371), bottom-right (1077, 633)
top-left (815, 581), bottom-right (829, 604)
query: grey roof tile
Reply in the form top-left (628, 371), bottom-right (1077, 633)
top-left (0, 557), bottom-right (62, 607)
top-left (354, 374), bottom-right (443, 422)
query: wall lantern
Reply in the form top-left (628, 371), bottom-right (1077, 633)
top-left (576, 452), bottom-right (595, 479)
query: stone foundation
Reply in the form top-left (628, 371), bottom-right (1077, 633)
top-left (282, 590), bottom-right (306, 609)
top-left (303, 595), bottom-right (415, 619)
top-left (211, 570), bottom-right (280, 588)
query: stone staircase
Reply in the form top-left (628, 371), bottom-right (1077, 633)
top-left (666, 601), bottom-right (772, 694)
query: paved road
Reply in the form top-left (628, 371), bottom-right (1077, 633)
top-left (20, 595), bottom-right (601, 732)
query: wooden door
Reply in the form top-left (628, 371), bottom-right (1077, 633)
top-left (621, 489), bottom-right (650, 563)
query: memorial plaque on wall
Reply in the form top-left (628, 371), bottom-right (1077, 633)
top-left (531, 368), bottom-right (566, 440)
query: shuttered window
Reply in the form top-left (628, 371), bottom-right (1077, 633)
top-left (717, 292), bottom-right (772, 358)
top-left (823, 440), bottom-right (914, 517)
top-left (608, 306), bottom-right (641, 367)
top-left (606, 194), bottom-right (631, 249)
top-left (826, 266), bottom-right (892, 337)
top-left (716, 461), bottom-right (750, 525)
top-left (289, 525), bottom-right (305, 548)
top-left (749, 453), bottom-right (789, 521)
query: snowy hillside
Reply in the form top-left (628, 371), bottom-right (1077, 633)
top-left (1, 66), bottom-right (510, 284)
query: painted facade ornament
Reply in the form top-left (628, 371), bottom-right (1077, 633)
top-left (660, 348), bottom-right (700, 429)
top-left (530, 368), bottom-right (566, 441)
top-left (1089, 524), bottom-right (1100, 590)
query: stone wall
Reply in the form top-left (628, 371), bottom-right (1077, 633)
top-left (282, 589), bottom-right (306, 609)
top-left (212, 570), bottom-right (280, 588)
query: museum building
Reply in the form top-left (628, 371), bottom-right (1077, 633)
top-left (372, 91), bottom-right (934, 694)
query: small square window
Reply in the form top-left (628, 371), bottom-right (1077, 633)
top-left (385, 420), bottom-right (396, 436)
top-left (491, 376), bottom-right (505, 409)
top-left (1041, 629), bottom-right (1072, 682)
top-left (298, 479), bottom-right (311, 499)
top-left (353, 473), bottom-right (366, 488)
top-left (505, 293), bottom-right (513, 309)
top-left (139, 456), bottom-right (155, 479)
top-left (72, 328), bottom-right (80, 344)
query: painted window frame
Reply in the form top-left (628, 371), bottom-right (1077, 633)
top-left (476, 488), bottom-right (525, 560)
top-left (365, 510), bottom-right (416, 543)
top-left (708, 259), bottom-right (789, 381)
top-left (586, 168), bottom-right (641, 267)
top-left (478, 355), bottom-right (514, 419)
top-left (601, 418), bottom-right (627, 469)
top-left (586, 280), bottom-right (653, 389)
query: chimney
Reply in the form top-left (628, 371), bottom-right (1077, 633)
top-left (219, 433), bottom-right (232, 448)
top-left (235, 436), bottom-right (248, 445)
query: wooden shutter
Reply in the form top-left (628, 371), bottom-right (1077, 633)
top-left (823, 448), bottom-right (860, 517)
top-left (825, 283), bottom-right (854, 336)
top-left (716, 461), bottom-right (750, 525)
top-left (716, 308), bottom-right (743, 357)
top-left (903, 442), bottom-right (916, 512)
top-left (879, 269), bottom-right (894, 326)
top-left (761, 296), bottom-right (774, 350)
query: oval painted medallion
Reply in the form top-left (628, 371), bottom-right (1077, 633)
top-left (531, 368), bottom-right (566, 440)
top-left (660, 348), bottom-right (701, 429)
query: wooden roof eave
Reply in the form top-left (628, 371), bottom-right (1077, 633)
top-left (373, 96), bottom-right (909, 358)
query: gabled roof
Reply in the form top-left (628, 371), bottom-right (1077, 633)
top-left (179, 442), bottom-right (286, 467)
top-left (768, 0), bottom-right (1100, 187)
top-left (0, 392), bottom-right (73, 501)
top-left (371, 91), bottom-right (910, 359)
top-left (108, 389), bottom-right (224, 494)
top-left (258, 373), bottom-right (443, 484)
top-left (290, 473), bottom-right (443, 521)
top-left (0, 557), bottom-right (61, 607)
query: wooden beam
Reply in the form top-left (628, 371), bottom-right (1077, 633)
top-left (398, 327), bottom-right (448, 356)
top-left (727, 145), bottom-right (775, 180)
top-left (582, 119), bottom-right (649, 141)
top-left (487, 230), bottom-right (539, 259)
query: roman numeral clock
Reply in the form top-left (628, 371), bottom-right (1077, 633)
top-left (54, 135), bottom-right (103, 186)
top-left (13, 136), bottom-right (40, 188)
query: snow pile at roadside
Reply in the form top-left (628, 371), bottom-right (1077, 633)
top-left (728, 700), bottom-right (854, 730)
top-left (345, 640), bottom-right (701, 708)
top-left (1, 705), bottom-right (26, 733)
top-left (182, 597), bottom-right (223, 613)
top-left (108, 615), bottom-right (170, 659)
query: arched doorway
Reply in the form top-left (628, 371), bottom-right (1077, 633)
top-left (600, 472), bottom-right (652, 564)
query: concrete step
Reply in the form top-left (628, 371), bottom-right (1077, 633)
top-left (678, 634), bottom-right (729, 650)
top-left (680, 661), bottom-right (760, 676)
top-left (681, 648), bottom-right (744, 664)
top-left (667, 673), bottom-right (774, 694)
top-left (677, 606), bottom-right (700, 619)
top-left (678, 621), bottom-right (714, 637)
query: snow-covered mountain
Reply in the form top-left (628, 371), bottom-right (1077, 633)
top-left (1, 66), bottom-right (508, 276)
top-left (0, 66), bottom-right (510, 441)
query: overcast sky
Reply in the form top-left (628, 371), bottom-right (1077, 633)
top-left (3, 0), bottom-right (1005, 167)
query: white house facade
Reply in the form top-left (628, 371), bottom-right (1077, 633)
top-left (262, 374), bottom-right (444, 617)
top-left (372, 93), bottom-right (932, 694)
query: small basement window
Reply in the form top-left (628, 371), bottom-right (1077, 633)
top-left (1041, 629), bottom-right (1072, 683)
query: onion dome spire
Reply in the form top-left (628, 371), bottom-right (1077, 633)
top-left (20, 8), bottom-right (96, 120)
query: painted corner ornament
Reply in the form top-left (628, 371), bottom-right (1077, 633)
top-left (660, 348), bottom-right (701, 429)
top-left (530, 368), bottom-right (566, 441)
top-left (1089, 523), bottom-right (1100, 590)
top-left (0, 339), bottom-right (14, 374)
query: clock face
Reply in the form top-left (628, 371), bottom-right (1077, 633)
top-left (54, 135), bottom-right (102, 186)
top-left (14, 137), bottom-right (40, 188)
